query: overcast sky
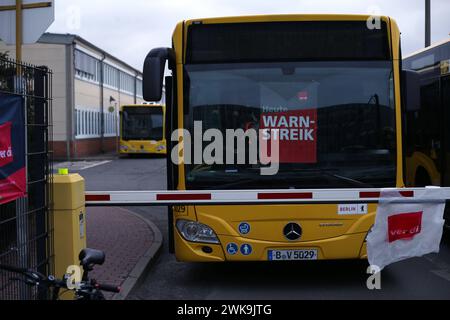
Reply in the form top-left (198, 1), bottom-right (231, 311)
top-left (47, 0), bottom-right (449, 70)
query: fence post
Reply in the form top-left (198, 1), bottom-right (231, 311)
top-left (15, 59), bottom-right (30, 300)
top-left (33, 66), bottom-right (50, 299)
top-left (15, 197), bottom-right (30, 300)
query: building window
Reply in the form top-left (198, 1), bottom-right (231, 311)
top-left (104, 63), bottom-right (119, 89)
top-left (119, 71), bottom-right (135, 94)
top-left (75, 107), bottom-right (118, 139)
top-left (75, 50), bottom-right (100, 83)
top-left (103, 111), bottom-right (117, 137)
top-left (75, 49), bottom-right (143, 99)
top-left (136, 79), bottom-right (143, 98)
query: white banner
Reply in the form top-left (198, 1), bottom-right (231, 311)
top-left (367, 187), bottom-right (446, 271)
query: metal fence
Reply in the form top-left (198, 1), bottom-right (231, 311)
top-left (0, 56), bottom-right (53, 300)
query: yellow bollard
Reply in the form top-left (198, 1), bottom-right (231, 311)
top-left (52, 170), bottom-right (87, 299)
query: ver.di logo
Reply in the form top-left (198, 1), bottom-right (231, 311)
top-left (388, 211), bottom-right (423, 243)
top-left (0, 122), bottom-right (13, 168)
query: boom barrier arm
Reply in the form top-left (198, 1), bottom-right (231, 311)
top-left (85, 188), bottom-right (450, 207)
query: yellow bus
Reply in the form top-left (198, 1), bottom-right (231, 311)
top-left (142, 15), bottom-right (411, 262)
top-left (119, 104), bottom-right (167, 155)
top-left (403, 39), bottom-right (450, 227)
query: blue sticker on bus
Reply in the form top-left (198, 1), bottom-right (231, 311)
top-left (240, 244), bottom-right (252, 256)
top-left (238, 222), bottom-right (251, 235)
top-left (226, 243), bottom-right (238, 255)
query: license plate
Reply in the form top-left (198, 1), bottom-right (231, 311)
top-left (268, 249), bottom-right (318, 261)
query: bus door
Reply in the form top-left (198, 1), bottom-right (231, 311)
top-left (416, 75), bottom-right (442, 185)
top-left (442, 74), bottom-right (450, 185)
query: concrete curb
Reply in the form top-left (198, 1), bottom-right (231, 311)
top-left (110, 208), bottom-right (163, 300)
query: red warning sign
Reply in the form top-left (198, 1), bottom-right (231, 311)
top-left (260, 109), bottom-right (317, 163)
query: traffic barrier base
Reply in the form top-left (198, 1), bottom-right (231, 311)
top-left (53, 172), bottom-right (86, 300)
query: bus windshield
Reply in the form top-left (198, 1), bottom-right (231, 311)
top-left (122, 107), bottom-right (163, 141)
top-left (184, 61), bottom-right (396, 189)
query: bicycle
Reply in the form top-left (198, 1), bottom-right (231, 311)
top-left (0, 248), bottom-right (121, 300)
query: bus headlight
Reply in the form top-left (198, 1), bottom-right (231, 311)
top-left (176, 220), bottom-right (220, 244)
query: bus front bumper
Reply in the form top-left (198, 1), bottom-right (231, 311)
top-left (120, 141), bottom-right (167, 154)
top-left (174, 231), bottom-right (368, 262)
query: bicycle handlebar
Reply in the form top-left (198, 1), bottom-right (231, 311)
top-left (0, 264), bottom-right (120, 297)
top-left (1, 248), bottom-right (117, 300)
top-left (0, 264), bottom-right (47, 283)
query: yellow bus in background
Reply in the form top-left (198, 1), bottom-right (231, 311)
top-left (403, 39), bottom-right (450, 187)
top-left (119, 104), bottom-right (167, 155)
top-left (403, 39), bottom-right (450, 227)
top-left (142, 15), bottom-right (412, 262)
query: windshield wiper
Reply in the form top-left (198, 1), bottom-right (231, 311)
top-left (329, 174), bottom-right (372, 188)
top-left (189, 168), bottom-right (373, 190)
top-left (281, 169), bottom-right (373, 188)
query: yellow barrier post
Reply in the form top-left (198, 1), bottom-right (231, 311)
top-left (52, 169), bottom-right (87, 299)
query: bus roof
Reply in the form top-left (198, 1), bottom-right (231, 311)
top-left (403, 38), bottom-right (450, 60)
top-left (184, 14), bottom-right (392, 25)
top-left (182, 14), bottom-right (395, 63)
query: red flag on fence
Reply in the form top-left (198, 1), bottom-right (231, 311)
top-left (0, 94), bottom-right (26, 205)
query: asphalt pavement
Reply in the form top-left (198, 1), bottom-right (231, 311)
top-left (69, 157), bottom-right (450, 300)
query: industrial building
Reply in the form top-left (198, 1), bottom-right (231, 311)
top-left (0, 33), bottom-right (148, 159)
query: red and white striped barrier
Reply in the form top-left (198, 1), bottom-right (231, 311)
top-left (85, 187), bottom-right (450, 206)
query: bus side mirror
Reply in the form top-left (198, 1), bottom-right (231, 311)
top-left (402, 69), bottom-right (421, 112)
top-left (143, 47), bottom-right (175, 102)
